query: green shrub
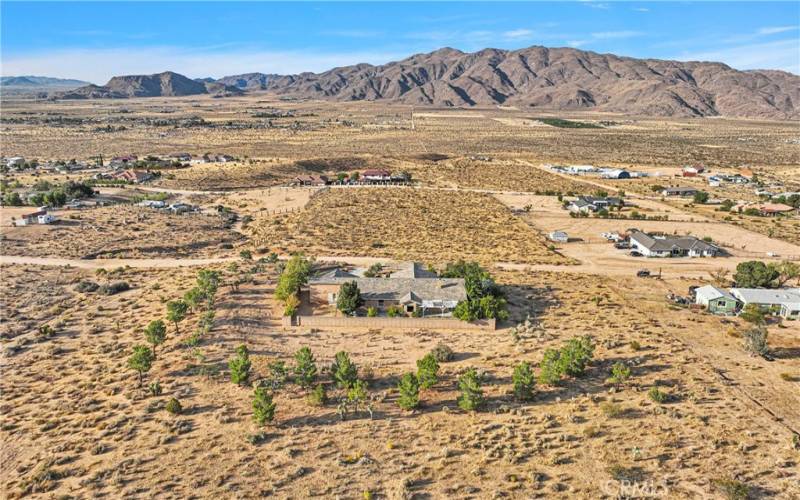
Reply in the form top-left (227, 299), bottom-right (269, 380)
top-left (600, 401), bottom-right (622, 417)
top-left (629, 340), bottom-right (641, 351)
top-left (293, 347), bottom-right (317, 389)
top-left (430, 342), bottom-right (455, 362)
top-left (98, 281), bottom-right (130, 295)
top-left (608, 362), bottom-right (631, 385)
top-left (712, 478), bottom-right (750, 500)
top-left (252, 387), bottom-right (276, 425)
top-left (347, 379), bottom-right (369, 412)
top-left (336, 281), bottom-right (362, 315)
top-left (538, 348), bottom-right (563, 385)
top-left (331, 351), bottom-right (358, 389)
top-left (143, 319), bottom-right (167, 357)
top-left (165, 398), bottom-right (182, 415)
top-left (397, 373), bottom-right (420, 410)
top-left (386, 305), bottom-right (402, 317)
top-left (229, 345), bottom-right (251, 385)
top-left (366, 306), bottom-right (378, 317)
top-left (128, 344), bottom-right (154, 387)
top-left (74, 280), bottom-right (99, 293)
top-left (648, 387), bottom-right (667, 404)
top-left (512, 361), bottom-right (536, 401)
top-left (559, 335), bottom-right (594, 377)
top-left (308, 384), bottom-right (327, 406)
top-left (148, 380), bottom-right (162, 397)
top-left (416, 353), bottom-right (439, 390)
top-left (457, 368), bottom-right (484, 411)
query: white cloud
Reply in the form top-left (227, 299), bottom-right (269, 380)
top-left (633, 7), bottom-right (649, 12)
top-left (591, 30), bottom-right (644, 40)
top-left (675, 38), bottom-right (800, 74)
top-left (567, 40), bottom-right (589, 48)
top-left (503, 29), bottom-right (534, 40)
top-left (0, 46), bottom-right (408, 83)
top-left (757, 26), bottom-right (797, 35)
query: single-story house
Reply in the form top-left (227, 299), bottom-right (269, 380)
top-left (732, 203), bottom-right (795, 216)
top-left (682, 165), bottom-right (704, 177)
top-left (707, 176), bottom-right (722, 187)
top-left (361, 169), bottom-right (392, 182)
top-left (729, 288), bottom-right (800, 319)
top-left (170, 152), bottom-right (192, 161)
top-left (662, 186), bottom-right (698, 197)
top-left (114, 170), bottom-right (153, 184)
top-left (110, 155), bottom-right (137, 166)
top-left (566, 165), bottom-right (597, 174)
top-left (568, 196), bottom-right (624, 213)
top-left (548, 231), bottom-right (569, 243)
top-left (307, 262), bottom-right (467, 316)
top-left (292, 175), bottom-right (329, 186)
top-left (6, 157), bottom-right (25, 168)
top-left (694, 285), bottom-right (740, 315)
top-left (138, 200), bottom-right (166, 208)
top-left (600, 169), bottom-right (631, 179)
top-left (629, 230), bottom-right (719, 257)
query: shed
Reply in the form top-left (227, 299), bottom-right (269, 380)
top-left (548, 231), bottom-right (568, 243)
top-left (694, 285), bottom-right (739, 315)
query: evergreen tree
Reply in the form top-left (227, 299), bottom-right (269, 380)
top-left (336, 281), bottom-right (362, 315)
top-left (166, 299), bottom-right (188, 335)
top-left (457, 368), bottom-right (484, 411)
top-left (229, 344), bottom-right (252, 385)
top-left (512, 361), bottom-right (536, 401)
top-left (293, 347), bottom-right (318, 389)
top-left (143, 319), bottom-right (167, 358)
top-left (397, 372), bottom-right (420, 410)
top-left (416, 353), bottom-right (439, 390)
top-left (252, 386), bottom-right (276, 425)
top-left (128, 345), bottom-right (154, 387)
top-left (331, 351), bottom-right (358, 389)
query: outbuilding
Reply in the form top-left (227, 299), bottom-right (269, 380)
top-left (694, 285), bottom-right (740, 315)
top-left (548, 231), bottom-right (569, 243)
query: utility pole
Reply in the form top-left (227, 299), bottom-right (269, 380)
top-left (410, 105), bottom-right (415, 131)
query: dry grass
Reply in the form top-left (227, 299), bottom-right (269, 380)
top-left (248, 187), bottom-right (570, 265)
top-left (2, 264), bottom-right (798, 498)
top-left (1, 205), bottom-right (242, 259)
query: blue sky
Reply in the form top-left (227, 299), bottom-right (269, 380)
top-left (1, 1), bottom-right (798, 83)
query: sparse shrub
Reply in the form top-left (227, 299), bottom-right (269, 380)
top-left (608, 362), bottom-right (632, 385)
top-left (386, 305), bottom-right (402, 317)
top-left (148, 380), bottom-right (162, 396)
top-left (331, 351), bottom-right (358, 389)
top-left (74, 280), bottom-right (99, 293)
top-left (98, 281), bottom-right (130, 295)
top-left (416, 353), bottom-right (439, 390)
top-left (165, 397), bottom-right (182, 415)
top-left (648, 387), bottom-right (667, 404)
top-left (629, 340), bottom-right (641, 351)
top-left (293, 347), bottom-right (317, 389)
top-left (560, 335), bottom-right (594, 377)
top-left (712, 478), bottom-right (750, 500)
top-left (397, 373), bottom-right (420, 410)
top-left (600, 401), bottom-right (623, 417)
top-left (367, 306), bottom-right (378, 317)
top-left (264, 360), bottom-right (288, 389)
top-left (308, 384), bottom-right (327, 406)
top-left (128, 345), bottom-right (154, 387)
top-left (457, 368), bottom-right (484, 411)
top-left (229, 344), bottom-right (252, 385)
top-left (347, 379), bottom-right (369, 413)
top-left (742, 326), bottom-right (769, 357)
top-left (36, 324), bottom-right (56, 340)
top-left (431, 342), bottom-right (455, 362)
top-left (239, 249), bottom-right (253, 261)
top-left (512, 361), bottom-right (536, 401)
top-left (252, 386), bottom-right (276, 425)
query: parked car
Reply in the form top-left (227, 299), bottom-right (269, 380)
top-left (630, 250), bottom-right (643, 257)
top-left (614, 241), bottom-right (630, 249)
top-left (636, 269), bottom-right (651, 277)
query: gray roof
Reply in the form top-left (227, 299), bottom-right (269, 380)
top-left (313, 268), bottom-right (357, 280)
top-left (730, 288), bottom-right (800, 308)
top-left (664, 186), bottom-right (697, 194)
top-left (695, 285), bottom-right (738, 303)
top-left (390, 262), bottom-right (438, 279)
top-left (630, 230), bottom-right (717, 253)
top-left (309, 272), bottom-right (467, 305)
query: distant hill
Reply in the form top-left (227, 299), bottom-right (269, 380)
top-left (57, 71), bottom-right (242, 99)
top-left (0, 75), bottom-right (88, 95)
top-left (52, 46), bottom-right (800, 119)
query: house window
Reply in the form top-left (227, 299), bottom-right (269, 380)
top-left (406, 305), bottom-right (414, 313)
top-left (378, 300), bottom-right (384, 306)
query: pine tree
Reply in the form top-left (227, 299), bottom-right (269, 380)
top-left (128, 345), bottom-right (154, 387)
top-left (416, 353), bottom-right (439, 390)
top-left (331, 351), bottom-right (358, 389)
top-left (143, 319), bottom-right (167, 358)
top-left (512, 361), bottom-right (536, 401)
top-left (229, 344), bottom-right (252, 385)
top-left (252, 386), bottom-right (276, 425)
top-left (397, 373), bottom-right (420, 410)
top-left (293, 347), bottom-right (317, 389)
top-left (457, 368), bottom-right (484, 411)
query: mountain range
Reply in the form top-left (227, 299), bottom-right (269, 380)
top-left (0, 75), bottom-right (89, 88)
top-left (40, 46), bottom-right (800, 118)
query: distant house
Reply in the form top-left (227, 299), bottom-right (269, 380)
top-left (292, 175), bottom-right (329, 186)
top-left (6, 157), bottom-right (25, 168)
top-left (682, 165), bottom-right (704, 177)
top-left (170, 152), bottom-right (192, 162)
top-left (361, 169), bottom-right (392, 182)
top-left (548, 231), bottom-right (568, 243)
top-left (732, 203), bottom-right (795, 216)
top-left (600, 169), bottom-right (631, 179)
top-left (568, 196), bottom-right (624, 213)
top-left (694, 285), bottom-right (739, 315)
top-left (565, 165), bottom-right (597, 174)
top-left (110, 155), bottom-right (137, 167)
top-left (729, 288), bottom-right (800, 319)
top-left (629, 230), bottom-right (719, 257)
top-left (138, 200), bottom-right (166, 208)
top-left (14, 210), bottom-right (55, 226)
top-left (114, 170), bottom-right (153, 184)
top-left (662, 186), bottom-right (698, 197)
top-left (707, 176), bottom-right (721, 187)
top-left (308, 262), bottom-right (467, 316)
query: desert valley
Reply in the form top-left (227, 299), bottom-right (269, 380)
top-left (1, 39), bottom-right (800, 500)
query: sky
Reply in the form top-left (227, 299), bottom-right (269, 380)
top-left (1, 1), bottom-right (799, 83)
